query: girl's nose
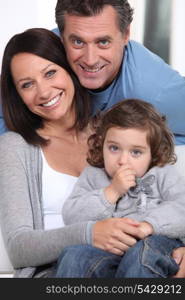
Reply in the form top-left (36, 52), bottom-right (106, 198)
top-left (118, 152), bottom-right (129, 165)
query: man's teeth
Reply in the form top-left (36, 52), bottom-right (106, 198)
top-left (42, 95), bottom-right (60, 107)
top-left (83, 67), bottom-right (102, 73)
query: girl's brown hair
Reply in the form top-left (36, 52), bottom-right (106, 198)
top-left (87, 99), bottom-right (176, 168)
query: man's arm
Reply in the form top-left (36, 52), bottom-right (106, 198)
top-left (0, 115), bottom-right (7, 135)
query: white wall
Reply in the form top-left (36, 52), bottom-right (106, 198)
top-left (170, 0), bottom-right (185, 76)
top-left (0, 0), bottom-right (57, 70)
top-left (129, 0), bottom-right (146, 43)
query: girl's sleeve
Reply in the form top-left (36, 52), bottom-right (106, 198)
top-left (62, 166), bottom-right (116, 224)
top-left (143, 165), bottom-right (185, 239)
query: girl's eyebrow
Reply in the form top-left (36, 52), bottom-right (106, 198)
top-left (131, 145), bottom-right (148, 150)
top-left (106, 140), bottom-right (120, 145)
top-left (106, 140), bottom-right (148, 150)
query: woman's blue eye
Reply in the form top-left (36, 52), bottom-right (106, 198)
top-left (46, 70), bottom-right (56, 77)
top-left (22, 82), bottom-right (32, 89)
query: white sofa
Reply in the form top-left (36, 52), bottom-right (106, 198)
top-left (0, 145), bottom-right (185, 277)
top-left (0, 228), bottom-right (13, 277)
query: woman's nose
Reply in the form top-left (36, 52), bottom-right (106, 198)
top-left (37, 82), bottom-right (51, 100)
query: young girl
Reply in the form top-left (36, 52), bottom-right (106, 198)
top-left (55, 99), bottom-right (185, 278)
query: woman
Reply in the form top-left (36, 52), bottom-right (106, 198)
top-left (0, 28), bottom-right (146, 278)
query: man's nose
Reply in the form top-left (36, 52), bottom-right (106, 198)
top-left (83, 45), bottom-right (98, 67)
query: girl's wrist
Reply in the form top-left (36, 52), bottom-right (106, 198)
top-left (104, 185), bottom-right (122, 204)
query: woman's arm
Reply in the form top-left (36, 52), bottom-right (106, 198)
top-left (92, 218), bottom-right (147, 255)
top-left (0, 133), bottom-right (89, 268)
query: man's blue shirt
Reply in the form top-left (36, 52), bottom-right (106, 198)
top-left (0, 104), bottom-right (6, 135)
top-left (89, 40), bottom-right (185, 145)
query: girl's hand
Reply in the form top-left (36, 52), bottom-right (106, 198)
top-left (138, 221), bottom-right (154, 238)
top-left (105, 165), bottom-right (136, 204)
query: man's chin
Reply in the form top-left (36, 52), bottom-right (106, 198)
top-left (79, 79), bottom-right (104, 90)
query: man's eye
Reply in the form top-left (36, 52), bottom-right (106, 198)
top-left (73, 39), bottom-right (84, 47)
top-left (45, 70), bottom-right (56, 78)
top-left (99, 40), bottom-right (110, 47)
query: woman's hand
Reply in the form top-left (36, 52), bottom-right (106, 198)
top-left (92, 217), bottom-right (146, 255)
top-left (172, 247), bottom-right (185, 278)
top-left (138, 221), bottom-right (154, 238)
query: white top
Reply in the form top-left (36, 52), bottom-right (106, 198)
top-left (41, 150), bottom-right (78, 230)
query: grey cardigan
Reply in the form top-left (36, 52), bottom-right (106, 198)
top-left (63, 165), bottom-right (185, 243)
top-left (0, 132), bottom-right (92, 277)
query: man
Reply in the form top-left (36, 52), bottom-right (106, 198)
top-left (54, 0), bottom-right (185, 278)
top-left (55, 0), bottom-right (185, 145)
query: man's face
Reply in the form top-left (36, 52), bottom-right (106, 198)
top-left (62, 5), bottom-right (130, 90)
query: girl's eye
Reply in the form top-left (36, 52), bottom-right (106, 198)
top-left (109, 145), bottom-right (119, 152)
top-left (131, 149), bottom-right (142, 157)
top-left (45, 70), bottom-right (56, 78)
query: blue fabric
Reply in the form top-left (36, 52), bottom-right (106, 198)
top-left (115, 235), bottom-right (183, 278)
top-left (54, 235), bottom-right (183, 278)
top-left (53, 26), bottom-right (185, 144)
top-left (0, 105), bottom-right (7, 135)
top-left (54, 245), bottom-right (121, 278)
top-left (88, 40), bottom-right (185, 145)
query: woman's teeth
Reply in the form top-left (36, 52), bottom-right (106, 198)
top-left (42, 95), bottom-right (61, 107)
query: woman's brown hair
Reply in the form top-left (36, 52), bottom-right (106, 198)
top-left (1, 28), bottom-right (90, 145)
top-left (88, 99), bottom-right (176, 168)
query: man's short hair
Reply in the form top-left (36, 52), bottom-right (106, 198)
top-left (55, 0), bottom-right (134, 34)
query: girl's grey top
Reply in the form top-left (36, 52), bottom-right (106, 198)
top-left (63, 164), bottom-right (185, 243)
top-left (0, 132), bottom-right (93, 277)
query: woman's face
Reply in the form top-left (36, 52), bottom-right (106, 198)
top-left (11, 53), bottom-right (75, 122)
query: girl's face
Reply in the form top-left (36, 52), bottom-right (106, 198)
top-left (103, 127), bottom-right (152, 178)
top-left (11, 53), bottom-right (75, 122)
